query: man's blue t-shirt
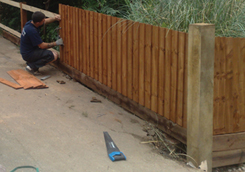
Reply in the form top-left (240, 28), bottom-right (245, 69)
top-left (20, 20), bottom-right (43, 59)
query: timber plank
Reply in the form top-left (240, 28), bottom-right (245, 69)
top-left (86, 10), bottom-right (90, 76)
top-left (59, 4), bottom-right (64, 63)
top-left (170, 30), bottom-right (178, 123)
top-left (133, 22), bottom-right (139, 103)
top-left (111, 16), bottom-right (117, 89)
top-left (98, 13), bottom-right (103, 83)
top-left (7, 69), bottom-right (47, 89)
top-left (15, 69), bottom-right (47, 89)
top-left (8, 70), bottom-right (31, 89)
top-left (176, 32), bottom-right (186, 126)
top-left (107, 16), bottom-right (113, 88)
top-left (78, 8), bottom-right (83, 72)
top-left (0, 77), bottom-right (22, 89)
top-left (72, 7), bottom-right (77, 69)
top-left (102, 14), bottom-right (107, 85)
top-left (214, 37), bottom-right (226, 134)
top-left (127, 20), bottom-right (133, 99)
top-left (151, 25), bottom-right (159, 113)
top-left (213, 37), bottom-right (221, 132)
top-left (225, 37), bottom-right (233, 133)
top-left (240, 38), bottom-right (245, 131)
top-left (158, 27), bottom-right (165, 117)
top-left (75, 8), bottom-right (79, 70)
top-left (139, 23), bottom-right (145, 106)
top-left (117, 18), bottom-right (122, 94)
top-left (62, 5), bottom-right (70, 64)
top-left (65, 5), bottom-right (70, 65)
top-left (69, 6), bottom-right (74, 67)
top-left (232, 38), bottom-right (240, 132)
top-left (144, 24), bottom-right (152, 109)
top-left (183, 33), bottom-right (188, 128)
top-left (164, 30), bottom-right (172, 119)
top-left (213, 149), bottom-right (245, 168)
top-left (121, 20), bottom-right (127, 97)
top-left (82, 9), bottom-right (87, 74)
top-left (213, 132), bottom-right (245, 152)
top-left (93, 12), bottom-right (98, 80)
top-left (89, 11), bottom-right (94, 78)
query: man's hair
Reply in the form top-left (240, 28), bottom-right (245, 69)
top-left (32, 11), bottom-right (45, 23)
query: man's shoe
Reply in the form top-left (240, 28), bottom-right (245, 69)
top-left (25, 66), bottom-right (41, 76)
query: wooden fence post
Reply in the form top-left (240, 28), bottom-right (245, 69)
top-left (20, 2), bottom-right (27, 32)
top-left (187, 23), bottom-right (215, 171)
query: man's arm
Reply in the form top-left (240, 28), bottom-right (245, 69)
top-left (45, 15), bottom-right (61, 25)
top-left (38, 38), bottom-right (63, 49)
top-left (38, 42), bottom-right (57, 49)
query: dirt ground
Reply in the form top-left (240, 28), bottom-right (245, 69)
top-left (0, 36), bottom-right (203, 172)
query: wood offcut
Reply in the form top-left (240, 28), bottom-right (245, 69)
top-left (0, 69), bottom-right (48, 89)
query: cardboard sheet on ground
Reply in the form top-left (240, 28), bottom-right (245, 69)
top-left (0, 69), bottom-right (48, 89)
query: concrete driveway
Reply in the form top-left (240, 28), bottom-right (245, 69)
top-left (0, 36), bottom-right (201, 172)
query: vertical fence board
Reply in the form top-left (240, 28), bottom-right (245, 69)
top-left (139, 23), bottom-right (145, 106)
top-left (158, 27), bottom-right (165, 117)
top-left (225, 38), bottom-right (234, 133)
top-left (176, 32), bottom-right (186, 126)
top-left (117, 18), bottom-right (122, 94)
top-left (121, 20), bottom-right (127, 97)
top-left (240, 38), bottom-right (245, 131)
top-left (183, 33), bottom-right (188, 128)
top-left (133, 22), bottom-right (139, 103)
top-left (89, 12), bottom-right (94, 78)
top-left (164, 30), bottom-right (172, 119)
top-left (86, 11), bottom-right (90, 75)
top-left (75, 8), bottom-right (79, 70)
top-left (111, 17), bottom-right (117, 89)
top-left (170, 30), bottom-right (178, 123)
top-left (82, 10), bottom-right (87, 74)
top-left (151, 25), bottom-right (159, 113)
top-left (64, 6), bottom-right (71, 65)
top-left (69, 7), bottom-right (74, 67)
top-left (144, 24), bottom-right (152, 109)
top-left (213, 37), bottom-right (221, 132)
top-left (59, 5), bottom-right (64, 62)
top-left (94, 12), bottom-right (98, 80)
top-left (72, 8), bottom-right (76, 68)
top-left (98, 13), bottom-right (103, 83)
top-left (102, 14), bottom-right (107, 85)
top-left (127, 21), bottom-right (133, 99)
top-left (78, 8), bottom-right (83, 72)
top-left (107, 16), bottom-right (112, 88)
top-left (232, 38), bottom-right (240, 132)
top-left (216, 37), bottom-right (227, 134)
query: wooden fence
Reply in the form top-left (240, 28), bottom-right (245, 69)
top-left (59, 4), bottom-right (188, 129)
top-left (59, 4), bottom-right (245, 135)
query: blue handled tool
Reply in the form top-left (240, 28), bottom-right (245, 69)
top-left (103, 131), bottom-right (126, 162)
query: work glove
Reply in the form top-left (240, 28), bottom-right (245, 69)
top-left (56, 38), bottom-right (64, 46)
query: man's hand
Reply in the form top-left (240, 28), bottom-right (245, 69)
top-left (56, 38), bottom-right (64, 46)
top-left (45, 15), bottom-right (61, 25)
top-left (55, 15), bottom-right (61, 21)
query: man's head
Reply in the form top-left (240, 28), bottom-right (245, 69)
top-left (32, 11), bottom-right (45, 24)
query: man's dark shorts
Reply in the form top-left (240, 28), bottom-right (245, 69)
top-left (23, 49), bottom-right (54, 70)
